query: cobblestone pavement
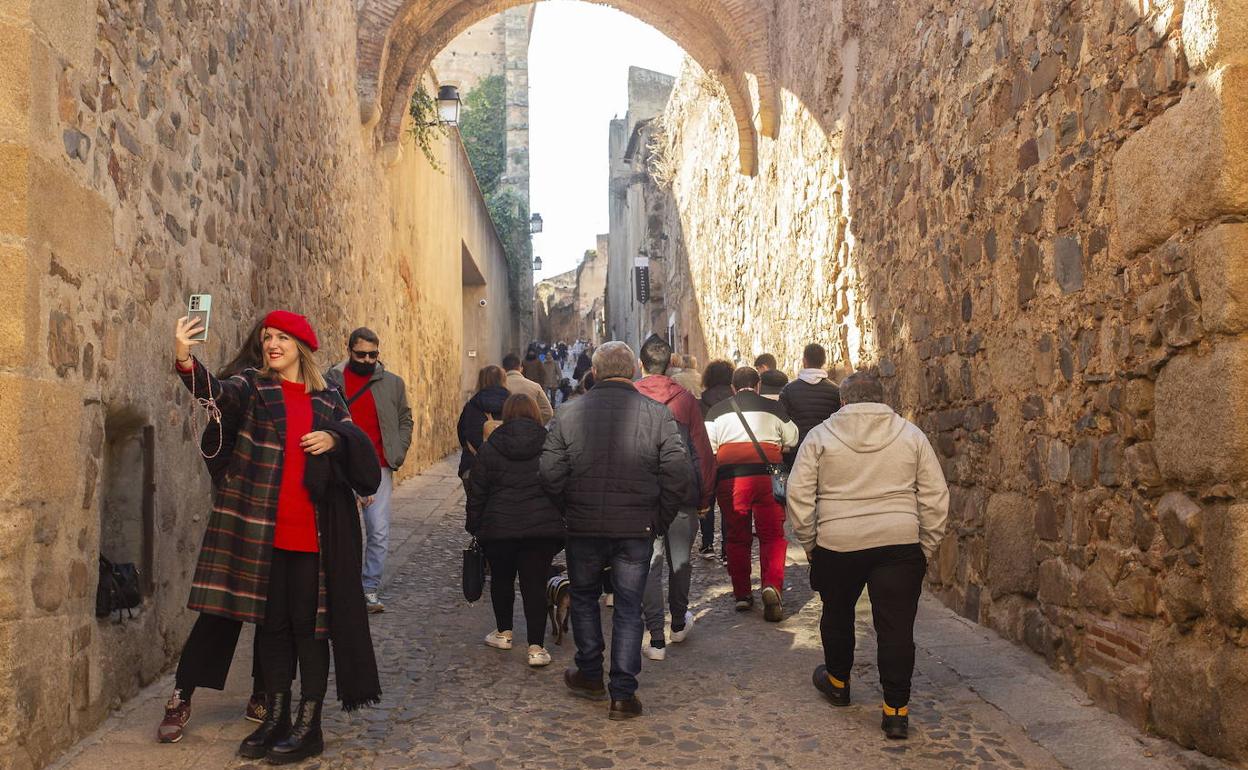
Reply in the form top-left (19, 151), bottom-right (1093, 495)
top-left (53, 455), bottom-right (1227, 770)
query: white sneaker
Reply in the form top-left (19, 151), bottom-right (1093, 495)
top-left (642, 642), bottom-right (667, 661)
top-left (670, 611), bottom-right (694, 643)
top-left (484, 630), bottom-right (513, 650)
top-left (527, 645), bottom-right (551, 667)
top-left (604, 594), bottom-right (614, 608)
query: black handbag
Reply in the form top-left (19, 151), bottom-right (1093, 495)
top-left (462, 537), bottom-right (486, 603)
top-left (729, 396), bottom-right (789, 505)
top-left (95, 556), bottom-right (142, 620)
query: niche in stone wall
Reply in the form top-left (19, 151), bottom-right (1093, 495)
top-left (98, 409), bottom-right (155, 596)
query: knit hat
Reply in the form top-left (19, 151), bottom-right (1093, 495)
top-left (262, 310), bottom-right (319, 352)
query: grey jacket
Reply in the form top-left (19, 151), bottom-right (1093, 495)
top-left (325, 361), bottom-right (414, 470)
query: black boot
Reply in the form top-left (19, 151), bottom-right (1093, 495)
top-left (881, 705), bottom-right (909, 740)
top-left (238, 691), bottom-right (290, 758)
top-left (266, 696), bottom-right (324, 764)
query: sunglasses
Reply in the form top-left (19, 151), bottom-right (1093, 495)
top-left (351, 350), bottom-right (380, 360)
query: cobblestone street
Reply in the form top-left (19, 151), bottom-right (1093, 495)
top-left (52, 456), bottom-right (1227, 770)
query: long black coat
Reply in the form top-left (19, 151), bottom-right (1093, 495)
top-left (456, 385), bottom-right (510, 477)
top-left (539, 379), bottom-right (692, 538)
top-left (465, 419), bottom-right (564, 541)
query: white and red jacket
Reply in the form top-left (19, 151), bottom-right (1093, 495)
top-left (704, 389), bottom-right (798, 480)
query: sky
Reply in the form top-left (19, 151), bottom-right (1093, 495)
top-left (527, 1), bottom-right (686, 282)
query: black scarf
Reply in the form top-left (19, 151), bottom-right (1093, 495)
top-left (304, 418), bottom-right (382, 711)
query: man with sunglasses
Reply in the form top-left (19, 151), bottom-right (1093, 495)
top-left (325, 327), bottom-right (414, 613)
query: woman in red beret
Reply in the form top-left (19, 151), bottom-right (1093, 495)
top-left (171, 311), bottom-right (382, 763)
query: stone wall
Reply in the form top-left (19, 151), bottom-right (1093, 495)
top-left (0, 1), bottom-right (514, 767)
top-left (647, 0), bottom-right (1248, 759)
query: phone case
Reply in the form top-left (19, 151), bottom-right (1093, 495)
top-left (188, 294), bottom-right (212, 342)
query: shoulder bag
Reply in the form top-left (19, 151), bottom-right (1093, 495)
top-left (462, 537), bottom-right (486, 603)
top-left (729, 396), bottom-right (789, 506)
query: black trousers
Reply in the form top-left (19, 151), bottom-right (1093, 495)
top-left (259, 549), bottom-right (330, 699)
top-left (173, 612), bottom-right (263, 697)
top-left (481, 538), bottom-right (565, 646)
top-left (811, 543), bottom-right (926, 709)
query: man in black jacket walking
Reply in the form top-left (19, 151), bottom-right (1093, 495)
top-left (778, 343), bottom-right (842, 465)
top-left (540, 341), bottom-right (692, 720)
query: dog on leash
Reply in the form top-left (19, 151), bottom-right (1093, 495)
top-left (546, 565), bottom-right (571, 645)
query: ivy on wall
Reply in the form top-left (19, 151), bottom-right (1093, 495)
top-left (407, 84), bottom-right (448, 170)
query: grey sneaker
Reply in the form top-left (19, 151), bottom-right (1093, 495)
top-left (364, 592), bottom-right (385, 613)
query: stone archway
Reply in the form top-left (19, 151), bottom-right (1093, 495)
top-left (355, 0), bottom-right (778, 176)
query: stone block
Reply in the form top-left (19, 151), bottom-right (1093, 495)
top-left (32, 0), bottom-right (97, 72)
top-left (1037, 557), bottom-right (1078, 607)
top-left (0, 374), bottom-right (83, 507)
top-left (986, 493), bottom-right (1038, 598)
top-left (1157, 491), bottom-right (1202, 548)
top-left (1192, 223), bottom-right (1248, 333)
top-left (1155, 339), bottom-right (1248, 484)
top-left (1151, 632), bottom-right (1248, 759)
top-left (1182, 0), bottom-right (1248, 72)
top-left (0, 142), bottom-right (29, 239)
top-left (1161, 569), bottom-right (1206, 624)
top-left (1206, 502), bottom-right (1248, 626)
top-left (1110, 64), bottom-right (1248, 257)
top-left (29, 156), bottom-right (113, 276)
top-left (0, 20), bottom-right (30, 143)
top-left (0, 243), bottom-right (36, 368)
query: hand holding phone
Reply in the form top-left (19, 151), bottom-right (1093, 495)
top-left (187, 294), bottom-right (212, 342)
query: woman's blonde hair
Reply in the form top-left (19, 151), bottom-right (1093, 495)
top-left (259, 333), bottom-right (327, 393)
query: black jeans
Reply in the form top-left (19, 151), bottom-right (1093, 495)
top-left (810, 543), bottom-right (926, 709)
top-left (481, 538), bottom-right (565, 646)
top-left (259, 549), bottom-right (329, 699)
top-left (173, 613), bottom-right (264, 698)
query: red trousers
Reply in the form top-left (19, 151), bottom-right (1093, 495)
top-left (716, 475), bottom-right (787, 599)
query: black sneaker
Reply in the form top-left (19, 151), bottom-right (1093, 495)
top-left (812, 665), bottom-right (850, 707)
top-left (608, 695), bottom-right (643, 721)
top-left (881, 706), bottom-right (909, 739)
top-left (564, 667), bottom-right (607, 701)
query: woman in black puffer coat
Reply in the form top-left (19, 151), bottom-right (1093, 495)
top-left (457, 365), bottom-right (511, 480)
top-left (465, 393), bottom-right (565, 667)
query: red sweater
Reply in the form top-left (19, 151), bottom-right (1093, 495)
top-left (274, 379), bottom-right (318, 552)
top-left (344, 369), bottom-right (387, 467)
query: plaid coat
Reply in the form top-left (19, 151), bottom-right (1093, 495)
top-left (178, 358), bottom-right (351, 637)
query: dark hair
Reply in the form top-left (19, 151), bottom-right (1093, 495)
top-left (753, 353), bottom-right (777, 370)
top-left (502, 353), bottom-right (521, 370)
top-left (218, 318), bottom-right (266, 378)
top-left (840, 370), bottom-right (885, 405)
top-left (732, 366), bottom-right (761, 390)
top-left (803, 343), bottom-right (827, 369)
top-left (348, 327), bottom-right (380, 349)
top-left (476, 365), bottom-right (506, 392)
top-left (639, 334), bottom-right (672, 375)
top-left (702, 359), bottom-right (733, 389)
top-left (502, 393), bottom-right (541, 423)
top-left (524, 350), bottom-right (538, 361)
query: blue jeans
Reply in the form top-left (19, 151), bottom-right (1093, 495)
top-left (361, 467), bottom-right (393, 592)
top-left (566, 536), bottom-right (653, 701)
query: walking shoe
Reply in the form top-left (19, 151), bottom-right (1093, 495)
top-left (734, 595), bottom-right (754, 612)
top-left (527, 645), bottom-right (552, 667)
top-left (266, 696), bottom-right (323, 764)
top-left (881, 705), bottom-right (909, 740)
top-left (364, 592), bottom-right (385, 613)
top-left (244, 692), bottom-right (268, 723)
top-left (642, 641), bottom-right (667, 661)
top-left (608, 695), bottom-right (643, 721)
top-left (670, 611), bottom-right (694, 643)
top-left (564, 667), bottom-right (607, 700)
top-left (238, 691), bottom-right (290, 758)
top-left (812, 665), bottom-right (850, 707)
top-left (484, 629), bottom-right (513, 650)
top-left (699, 545), bottom-right (716, 560)
top-left (761, 586), bottom-right (784, 622)
top-left (156, 689), bottom-right (191, 743)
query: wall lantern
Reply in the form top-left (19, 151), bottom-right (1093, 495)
top-left (436, 85), bottom-right (461, 125)
top-left (529, 213), bottom-right (544, 234)
top-left (533, 255), bottom-right (543, 272)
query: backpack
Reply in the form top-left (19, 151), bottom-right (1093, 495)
top-left (95, 556), bottom-right (142, 620)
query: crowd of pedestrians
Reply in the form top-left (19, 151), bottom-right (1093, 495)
top-left (159, 316), bottom-right (948, 759)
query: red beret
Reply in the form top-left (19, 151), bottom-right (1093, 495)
top-left (262, 310), bottom-right (319, 352)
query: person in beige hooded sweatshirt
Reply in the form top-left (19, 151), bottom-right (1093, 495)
top-left (785, 370), bottom-right (948, 741)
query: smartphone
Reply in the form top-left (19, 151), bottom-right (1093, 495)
top-left (187, 294), bottom-right (212, 342)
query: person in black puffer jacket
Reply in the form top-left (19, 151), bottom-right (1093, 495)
top-left (778, 343), bottom-right (842, 465)
top-left (466, 393), bottom-right (565, 667)
top-left (457, 365), bottom-right (511, 480)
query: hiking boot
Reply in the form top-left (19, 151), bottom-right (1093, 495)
top-left (734, 595), bottom-right (754, 612)
top-left (608, 695), bottom-right (643, 721)
top-left (564, 667), bottom-right (607, 700)
top-left (244, 692), bottom-right (268, 723)
top-left (156, 689), bottom-right (191, 743)
top-left (238, 691), bottom-right (290, 758)
top-left (812, 665), bottom-right (850, 707)
top-left (670, 611), bottom-right (694, 643)
top-left (266, 697), bottom-right (323, 764)
top-left (527, 645), bottom-right (552, 667)
top-left (484, 629), bottom-right (513, 650)
top-left (881, 705), bottom-right (909, 740)
top-left (761, 586), bottom-right (784, 622)
top-left (364, 592), bottom-right (385, 613)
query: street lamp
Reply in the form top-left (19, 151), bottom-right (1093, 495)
top-left (529, 213), bottom-right (543, 234)
top-left (436, 85), bottom-right (460, 125)
top-left (533, 255), bottom-right (543, 272)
